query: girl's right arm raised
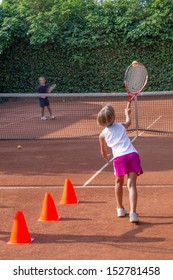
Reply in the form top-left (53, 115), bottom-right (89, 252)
top-left (122, 102), bottom-right (131, 129)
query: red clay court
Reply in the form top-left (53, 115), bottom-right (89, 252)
top-left (0, 93), bottom-right (173, 260)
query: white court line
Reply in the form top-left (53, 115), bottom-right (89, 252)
top-left (82, 116), bottom-right (162, 187)
top-left (0, 115), bottom-right (38, 129)
top-left (0, 185), bottom-right (172, 190)
top-left (131, 115), bottom-right (162, 142)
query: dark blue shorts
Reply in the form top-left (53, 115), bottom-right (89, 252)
top-left (39, 98), bottom-right (50, 108)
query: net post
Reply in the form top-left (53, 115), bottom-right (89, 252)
top-left (134, 95), bottom-right (139, 136)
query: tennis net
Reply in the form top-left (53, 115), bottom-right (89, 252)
top-left (0, 92), bottom-right (172, 140)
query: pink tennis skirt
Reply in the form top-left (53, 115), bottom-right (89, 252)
top-left (113, 152), bottom-right (143, 177)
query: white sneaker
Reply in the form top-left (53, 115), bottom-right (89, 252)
top-left (129, 213), bottom-right (139, 223)
top-left (117, 208), bottom-right (127, 217)
top-left (41, 116), bottom-right (47, 120)
top-left (50, 114), bottom-right (56, 119)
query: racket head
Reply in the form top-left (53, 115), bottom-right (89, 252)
top-left (124, 61), bottom-right (148, 97)
top-left (48, 84), bottom-right (56, 93)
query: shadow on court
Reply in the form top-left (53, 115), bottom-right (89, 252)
top-left (30, 233), bottom-right (165, 245)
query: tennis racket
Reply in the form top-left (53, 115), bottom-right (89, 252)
top-left (48, 84), bottom-right (56, 93)
top-left (124, 61), bottom-right (148, 102)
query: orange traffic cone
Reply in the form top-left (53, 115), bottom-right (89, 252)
top-left (60, 178), bottom-right (79, 204)
top-left (8, 211), bottom-right (34, 244)
top-left (39, 192), bottom-right (60, 221)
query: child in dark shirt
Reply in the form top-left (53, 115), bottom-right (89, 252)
top-left (37, 77), bottom-right (55, 120)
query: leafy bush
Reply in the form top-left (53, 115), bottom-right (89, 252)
top-left (0, 0), bottom-right (173, 93)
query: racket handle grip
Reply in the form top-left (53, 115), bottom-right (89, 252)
top-left (130, 95), bottom-right (135, 102)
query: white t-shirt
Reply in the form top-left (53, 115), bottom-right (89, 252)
top-left (101, 122), bottom-right (137, 159)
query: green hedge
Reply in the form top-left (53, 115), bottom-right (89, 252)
top-left (0, 40), bottom-right (173, 93)
top-left (0, 0), bottom-right (173, 93)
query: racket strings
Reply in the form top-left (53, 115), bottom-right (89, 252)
top-left (125, 65), bottom-right (148, 93)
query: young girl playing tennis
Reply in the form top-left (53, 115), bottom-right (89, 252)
top-left (97, 103), bottom-right (143, 223)
top-left (36, 77), bottom-right (55, 120)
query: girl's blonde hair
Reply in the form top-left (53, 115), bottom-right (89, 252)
top-left (97, 105), bottom-right (115, 127)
